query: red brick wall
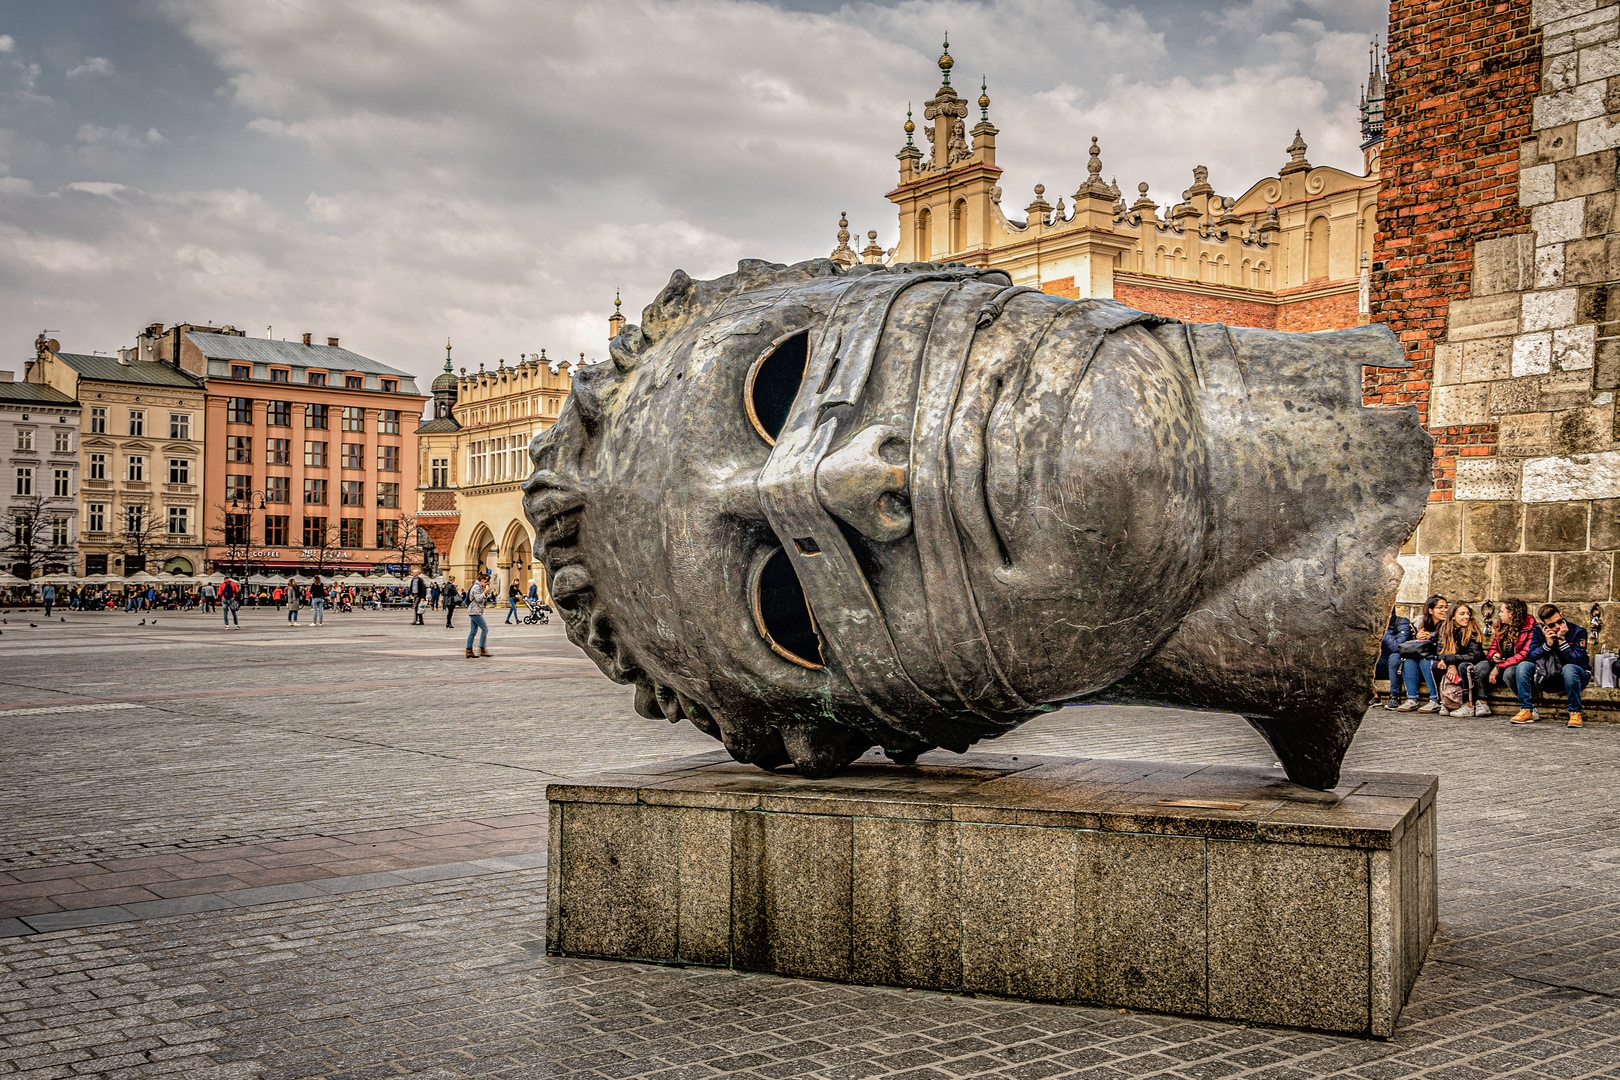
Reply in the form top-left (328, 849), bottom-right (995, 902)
top-left (1042, 276), bottom-right (1080, 300)
top-left (1113, 277), bottom-right (1277, 328)
top-left (1275, 290), bottom-right (1360, 332)
top-left (1368, 0), bottom-right (1540, 451)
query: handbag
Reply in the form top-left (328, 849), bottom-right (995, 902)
top-left (1398, 637), bottom-right (1435, 659)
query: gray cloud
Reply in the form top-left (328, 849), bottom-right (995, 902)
top-left (0, 0), bottom-right (1387, 389)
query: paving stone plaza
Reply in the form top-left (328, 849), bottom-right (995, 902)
top-left (1, 609), bottom-right (1618, 1079)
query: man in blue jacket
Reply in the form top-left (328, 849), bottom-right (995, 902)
top-left (1527, 603), bottom-right (1590, 728)
top-left (1380, 607), bottom-right (1412, 710)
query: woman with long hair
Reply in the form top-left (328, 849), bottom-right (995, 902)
top-left (1397, 593), bottom-right (1449, 711)
top-left (1481, 597), bottom-right (1543, 723)
top-left (1435, 603), bottom-right (1487, 715)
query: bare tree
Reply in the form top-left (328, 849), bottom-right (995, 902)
top-left (115, 502), bottom-right (173, 575)
top-left (382, 511), bottom-right (427, 578)
top-left (300, 516), bottom-right (346, 578)
top-left (204, 502), bottom-right (251, 575)
top-left (1, 494), bottom-right (73, 579)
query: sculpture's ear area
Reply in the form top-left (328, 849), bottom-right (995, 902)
top-left (641, 269), bottom-right (695, 345)
top-left (609, 324), bottom-right (644, 372)
top-left (568, 362), bottom-right (612, 435)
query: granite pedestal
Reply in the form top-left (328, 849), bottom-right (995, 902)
top-left (546, 750), bottom-right (1437, 1037)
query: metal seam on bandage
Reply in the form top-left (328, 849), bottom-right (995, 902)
top-left (758, 273), bottom-right (969, 729)
top-left (912, 282), bottom-right (1041, 720)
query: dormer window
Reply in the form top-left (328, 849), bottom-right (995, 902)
top-left (308, 371), bottom-right (327, 387)
top-left (231, 365), bottom-right (250, 380)
top-left (270, 368), bottom-right (290, 383)
top-left (381, 379), bottom-right (397, 393)
top-left (345, 375), bottom-right (363, 390)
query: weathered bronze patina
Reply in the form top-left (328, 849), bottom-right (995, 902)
top-left (524, 259), bottom-right (1431, 789)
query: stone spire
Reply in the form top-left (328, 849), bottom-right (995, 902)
top-left (923, 35), bottom-right (969, 171)
top-left (608, 290), bottom-right (625, 339)
top-left (896, 104), bottom-right (923, 180)
top-left (861, 229), bottom-right (886, 264)
top-left (970, 77), bottom-right (997, 164)
top-left (1359, 39), bottom-right (1387, 151)
top-left (830, 212), bottom-right (859, 267)
top-left (1073, 136), bottom-right (1115, 201)
top-left (1281, 129), bottom-right (1311, 175)
top-left (1130, 181), bottom-right (1159, 216)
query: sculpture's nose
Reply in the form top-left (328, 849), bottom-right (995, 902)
top-left (815, 424), bottom-right (912, 541)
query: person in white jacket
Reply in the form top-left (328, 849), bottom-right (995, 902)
top-left (464, 571), bottom-right (492, 658)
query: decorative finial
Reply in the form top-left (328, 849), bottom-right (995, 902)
top-left (938, 34), bottom-right (953, 86)
top-left (979, 77), bottom-right (989, 121)
top-left (540, 347), bottom-right (547, 360)
top-left (1035, 183), bottom-right (1044, 196)
top-left (444, 338), bottom-right (453, 373)
top-left (904, 104), bottom-right (915, 146)
top-left (614, 289), bottom-right (621, 313)
top-left (1088, 136), bottom-right (1102, 179)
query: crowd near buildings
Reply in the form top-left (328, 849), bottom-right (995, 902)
top-left (8, 0), bottom-right (1613, 648)
top-left (1, 323), bottom-right (584, 596)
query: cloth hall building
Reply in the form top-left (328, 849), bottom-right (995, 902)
top-left (833, 42), bottom-right (1388, 333)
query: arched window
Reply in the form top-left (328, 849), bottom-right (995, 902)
top-left (1155, 247), bottom-right (1167, 275)
top-left (1172, 248), bottom-right (1185, 278)
top-left (1199, 252), bottom-right (1210, 281)
top-left (951, 199), bottom-right (967, 253)
top-left (1240, 258), bottom-right (1251, 287)
top-left (1308, 216), bottom-right (1330, 280)
top-left (918, 208), bottom-right (933, 261)
top-left (1215, 255), bottom-right (1227, 285)
top-left (1257, 260), bottom-right (1271, 288)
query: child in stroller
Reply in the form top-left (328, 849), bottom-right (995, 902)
top-left (522, 596), bottom-right (552, 625)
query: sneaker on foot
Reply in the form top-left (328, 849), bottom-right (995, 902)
top-left (1417, 699), bottom-right (1441, 713)
top-left (1397, 699), bottom-right (1421, 712)
top-left (1532, 707), bottom-right (1540, 721)
top-left (1383, 698), bottom-right (1399, 710)
top-left (1473, 701), bottom-right (1492, 716)
top-left (1568, 712), bottom-right (1583, 728)
top-left (1508, 709), bottom-right (1536, 724)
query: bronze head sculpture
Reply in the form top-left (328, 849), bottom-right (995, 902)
top-left (524, 259), bottom-right (1431, 789)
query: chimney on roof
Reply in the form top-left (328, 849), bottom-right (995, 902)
top-left (0, 370), bottom-right (13, 383)
top-left (302, 332), bottom-right (312, 346)
top-left (327, 337), bottom-right (339, 348)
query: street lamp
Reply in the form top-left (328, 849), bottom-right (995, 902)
top-left (228, 490), bottom-right (269, 586)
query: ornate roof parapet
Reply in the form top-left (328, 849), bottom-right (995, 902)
top-left (970, 77), bottom-right (997, 165)
top-left (1130, 182), bottom-right (1159, 219)
top-left (1187, 165), bottom-right (1215, 201)
top-left (1216, 196), bottom-right (1244, 229)
top-left (1280, 129), bottom-right (1311, 175)
top-left (1024, 183), bottom-right (1053, 229)
top-left (1170, 189), bottom-right (1203, 227)
top-left (861, 230), bottom-right (886, 264)
top-left (1258, 203), bottom-right (1282, 241)
top-left (896, 105), bottom-right (924, 181)
top-left (830, 212), bottom-right (859, 267)
top-left (1073, 136), bottom-right (1116, 202)
top-left (922, 37), bottom-right (971, 171)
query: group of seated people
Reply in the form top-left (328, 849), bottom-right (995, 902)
top-left (1380, 596), bottom-right (1590, 727)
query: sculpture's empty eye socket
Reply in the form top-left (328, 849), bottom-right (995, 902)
top-left (745, 330), bottom-right (810, 446)
top-left (750, 546), bottom-right (824, 669)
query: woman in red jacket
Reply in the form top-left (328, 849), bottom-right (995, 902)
top-left (1479, 597), bottom-right (1547, 724)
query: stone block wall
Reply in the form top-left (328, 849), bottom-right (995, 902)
top-left (1374, 0), bottom-right (1620, 641)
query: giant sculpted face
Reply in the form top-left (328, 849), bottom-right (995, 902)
top-left (525, 259), bottom-right (1431, 789)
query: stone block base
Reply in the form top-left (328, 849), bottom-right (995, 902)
top-left (546, 751), bottom-right (1437, 1038)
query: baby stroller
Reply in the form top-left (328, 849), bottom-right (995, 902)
top-left (522, 597), bottom-right (552, 625)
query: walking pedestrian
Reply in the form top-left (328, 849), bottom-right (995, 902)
top-left (220, 576), bottom-right (240, 628)
top-left (309, 576), bottom-right (327, 625)
top-left (429, 582), bottom-right (440, 610)
top-left (443, 575), bottom-right (459, 628)
top-left (505, 581), bottom-right (520, 624)
top-left (465, 570), bottom-right (492, 657)
top-left (286, 578), bottom-right (301, 625)
top-left (406, 567), bottom-right (428, 625)
top-left (201, 581), bottom-right (217, 613)
top-left (42, 582), bottom-right (54, 618)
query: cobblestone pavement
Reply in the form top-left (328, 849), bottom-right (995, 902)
top-left (1, 607), bottom-right (1618, 1078)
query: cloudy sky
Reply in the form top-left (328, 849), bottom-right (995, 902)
top-left (1, 0), bottom-right (1386, 392)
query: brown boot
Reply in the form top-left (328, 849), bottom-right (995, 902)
top-left (1508, 708), bottom-right (1536, 725)
top-left (479, 647), bottom-right (492, 657)
top-left (1568, 711), bottom-right (1583, 728)
top-left (465, 647), bottom-right (475, 658)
